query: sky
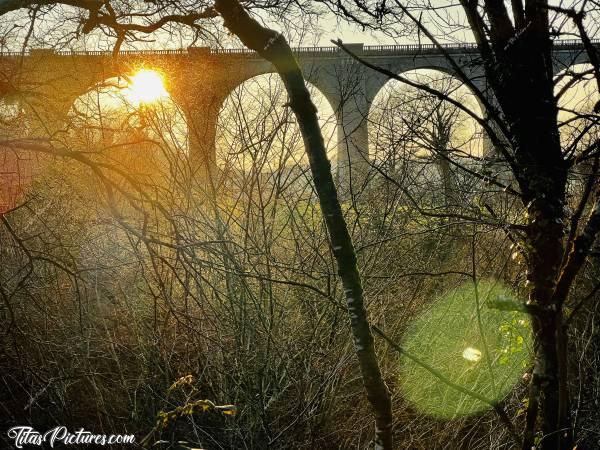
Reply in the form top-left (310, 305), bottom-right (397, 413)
top-left (1, 1), bottom-right (595, 53)
top-left (0, 2), bottom-right (475, 53)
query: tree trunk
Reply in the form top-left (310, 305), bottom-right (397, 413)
top-left (482, 26), bottom-right (571, 450)
top-left (213, 1), bottom-right (393, 449)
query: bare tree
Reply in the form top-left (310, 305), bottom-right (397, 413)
top-left (321, 1), bottom-right (600, 448)
top-left (2, 0), bottom-right (600, 449)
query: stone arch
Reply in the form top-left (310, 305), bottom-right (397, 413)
top-left (365, 57), bottom-right (485, 102)
top-left (172, 60), bottom-right (276, 173)
top-left (65, 72), bottom-right (189, 172)
top-left (552, 47), bottom-right (596, 79)
top-left (367, 67), bottom-right (487, 205)
top-left (204, 60), bottom-right (361, 174)
top-left (367, 62), bottom-right (491, 145)
top-left (302, 59), bottom-right (493, 194)
top-left (19, 56), bottom-right (123, 136)
top-left (18, 55), bottom-right (192, 140)
top-left (368, 67), bottom-right (486, 160)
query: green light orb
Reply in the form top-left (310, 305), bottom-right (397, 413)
top-left (399, 279), bottom-right (532, 418)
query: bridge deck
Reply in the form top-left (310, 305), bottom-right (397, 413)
top-left (0, 39), bottom-right (597, 58)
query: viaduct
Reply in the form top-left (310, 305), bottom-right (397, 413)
top-left (0, 40), bottom-right (598, 186)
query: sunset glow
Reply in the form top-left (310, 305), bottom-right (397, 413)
top-left (126, 69), bottom-right (168, 105)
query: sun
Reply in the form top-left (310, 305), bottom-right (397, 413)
top-left (126, 69), bottom-right (169, 105)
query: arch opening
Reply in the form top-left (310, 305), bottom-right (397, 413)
top-left (555, 63), bottom-right (600, 154)
top-left (216, 73), bottom-right (337, 191)
top-left (555, 63), bottom-right (600, 204)
top-left (368, 69), bottom-right (485, 205)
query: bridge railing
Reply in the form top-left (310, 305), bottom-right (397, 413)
top-left (361, 39), bottom-right (599, 54)
top-left (55, 49), bottom-right (188, 56)
top-left (211, 45), bottom-right (340, 55)
top-left (0, 39), bottom-right (598, 58)
top-left (210, 47), bottom-right (256, 54)
top-left (363, 43), bottom-right (479, 54)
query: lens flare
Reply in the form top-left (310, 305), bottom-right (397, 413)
top-left (462, 347), bottom-right (482, 362)
top-left (398, 279), bottom-right (532, 418)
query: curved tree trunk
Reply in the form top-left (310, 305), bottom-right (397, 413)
top-left (213, 1), bottom-right (393, 448)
